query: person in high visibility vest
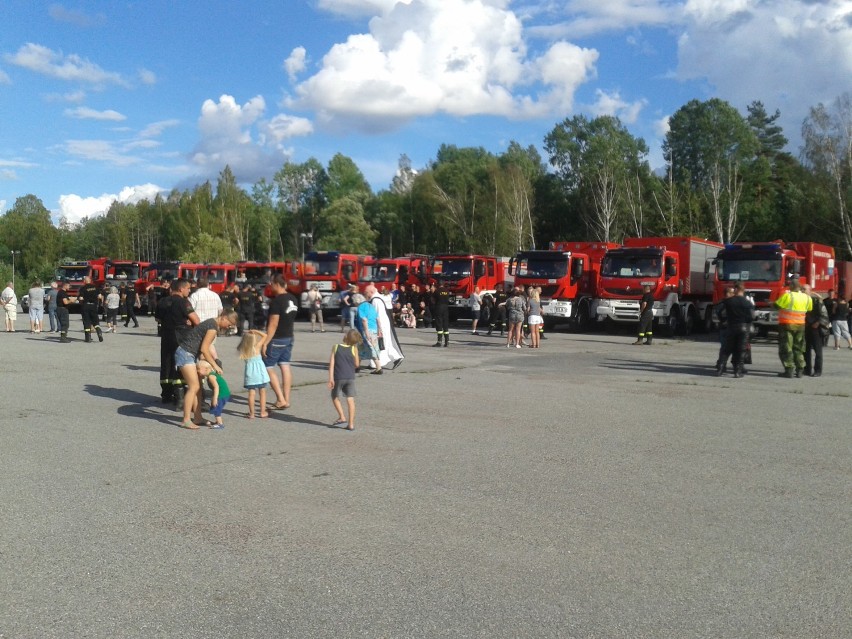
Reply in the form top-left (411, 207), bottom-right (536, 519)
top-left (774, 279), bottom-right (812, 378)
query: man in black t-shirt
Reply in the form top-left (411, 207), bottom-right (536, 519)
top-left (155, 279), bottom-right (199, 403)
top-left (78, 276), bottom-right (103, 342)
top-left (634, 285), bottom-right (655, 345)
top-left (56, 281), bottom-right (73, 343)
top-left (262, 274), bottom-right (299, 410)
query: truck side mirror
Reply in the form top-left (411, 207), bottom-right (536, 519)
top-left (571, 257), bottom-right (584, 280)
top-left (508, 258), bottom-right (515, 275)
top-left (666, 258), bottom-right (677, 278)
top-left (704, 260), bottom-right (711, 279)
top-left (791, 259), bottom-right (802, 275)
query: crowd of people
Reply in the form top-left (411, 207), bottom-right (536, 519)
top-left (5, 272), bottom-right (852, 428)
top-left (713, 283), bottom-right (851, 379)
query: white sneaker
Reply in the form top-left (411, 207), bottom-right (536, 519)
top-left (515, 344), bottom-right (521, 349)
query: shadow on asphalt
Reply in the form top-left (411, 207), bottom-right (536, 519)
top-left (84, 384), bottom-right (181, 427)
top-left (600, 358), bottom-right (780, 378)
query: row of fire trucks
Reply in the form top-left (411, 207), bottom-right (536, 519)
top-left (53, 239), bottom-right (845, 334)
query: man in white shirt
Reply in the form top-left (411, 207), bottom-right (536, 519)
top-left (1, 282), bottom-right (17, 332)
top-left (189, 278), bottom-right (223, 363)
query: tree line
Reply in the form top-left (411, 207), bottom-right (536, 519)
top-left (1, 93), bottom-right (850, 293)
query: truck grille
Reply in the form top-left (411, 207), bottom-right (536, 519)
top-left (603, 287), bottom-right (640, 297)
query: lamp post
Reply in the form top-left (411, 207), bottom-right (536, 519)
top-left (10, 250), bottom-right (20, 291)
top-left (299, 232), bottom-right (313, 263)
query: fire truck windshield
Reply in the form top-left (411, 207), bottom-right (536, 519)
top-left (110, 265), bottom-right (140, 280)
top-left (716, 255), bottom-right (781, 282)
top-left (304, 258), bottom-right (339, 276)
top-left (601, 254), bottom-right (661, 278)
top-left (432, 260), bottom-right (470, 281)
top-left (363, 265), bottom-right (398, 282)
top-left (240, 267), bottom-right (274, 283)
top-left (516, 258), bottom-right (567, 279)
top-left (56, 266), bottom-right (87, 281)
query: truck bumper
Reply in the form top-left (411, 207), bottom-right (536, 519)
top-left (542, 299), bottom-right (572, 320)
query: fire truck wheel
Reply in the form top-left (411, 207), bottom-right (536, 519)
top-left (665, 311), bottom-right (679, 337)
top-left (679, 307), bottom-right (696, 336)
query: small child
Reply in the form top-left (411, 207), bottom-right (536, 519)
top-left (238, 329), bottom-right (270, 418)
top-left (328, 329), bottom-right (362, 431)
top-left (196, 360), bottom-right (230, 429)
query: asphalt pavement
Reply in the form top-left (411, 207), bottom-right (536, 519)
top-left (1, 313), bottom-right (849, 638)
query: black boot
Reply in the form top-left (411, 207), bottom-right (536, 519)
top-left (778, 368), bottom-right (793, 378)
top-left (85, 331), bottom-right (92, 343)
top-left (432, 334), bottom-right (442, 347)
top-left (443, 335), bottom-right (449, 347)
top-left (96, 327), bottom-right (103, 342)
top-left (59, 332), bottom-right (70, 343)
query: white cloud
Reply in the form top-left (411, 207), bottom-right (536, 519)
top-left (63, 139), bottom-right (139, 166)
top-left (284, 47), bottom-right (307, 82)
top-left (138, 68), bottom-right (157, 85)
top-left (589, 89), bottom-right (647, 124)
top-left (1, 170), bottom-right (18, 180)
top-left (188, 94), bottom-right (293, 184)
top-left (654, 115), bottom-right (671, 138)
top-left (45, 89), bottom-right (86, 103)
top-left (65, 106), bottom-right (127, 121)
top-left (291, 0), bottom-right (598, 131)
top-left (317, 0), bottom-right (406, 18)
top-left (526, 0), bottom-right (679, 39)
top-left (58, 183), bottom-right (164, 225)
top-left (48, 4), bottom-right (106, 27)
top-left (264, 114), bottom-right (314, 142)
top-left (4, 43), bottom-right (128, 86)
top-left (139, 119), bottom-right (180, 138)
top-left (0, 159), bottom-right (38, 168)
top-left (676, 0), bottom-right (852, 137)
top-left (0, 68), bottom-right (10, 84)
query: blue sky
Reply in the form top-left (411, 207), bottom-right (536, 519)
top-left (1, 0), bottom-right (850, 225)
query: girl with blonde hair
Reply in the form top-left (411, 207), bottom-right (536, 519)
top-left (238, 329), bottom-right (271, 418)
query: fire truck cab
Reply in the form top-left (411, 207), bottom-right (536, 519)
top-left (301, 251), bottom-right (370, 311)
top-left (430, 254), bottom-right (512, 320)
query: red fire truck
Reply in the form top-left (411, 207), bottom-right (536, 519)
top-left (430, 254), bottom-right (513, 320)
top-left (357, 255), bottom-right (430, 291)
top-left (204, 263), bottom-right (237, 294)
top-left (300, 251), bottom-right (371, 311)
top-left (55, 258), bottom-right (109, 309)
top-left (235, 260), bottom-right (304, 299)
top-left (105, 259), bottom-right (150, 300)
top-left (710, 241), bottom-right (836, 333)
top-left (510, 242), bottom-right (618, 330)
top-left (595, 237), bottom-right (723, 335)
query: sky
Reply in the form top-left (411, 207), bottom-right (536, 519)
top-left (1, 0), bottom-right (851, 226)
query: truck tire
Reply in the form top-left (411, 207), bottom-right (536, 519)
top-left (665, 310), bottom-right (680, 337)
top-left (703, 307), bottom-right (714, 333)
top-left (679, 306), bottom-right (696, 336)
top-left (576, 300), bottom-right (592, 332)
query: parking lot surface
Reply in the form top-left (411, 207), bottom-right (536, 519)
top-left (1, 315), bottom-right (849, 638)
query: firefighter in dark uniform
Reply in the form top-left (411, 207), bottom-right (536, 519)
top-left (56, 280), bottom-right (73, 343)
top-left (78, 275), bottom-right (103, 342)
top-left (634, 284), bottom-right (655, 345)
top-left (155, 279), bottom-right (199, 404)
top-left (432, 281), bottom-right (451, 347)
top-left (236, 283), bottom-right (256, 336)
top-left (489, 283), bottom-right (510, 336)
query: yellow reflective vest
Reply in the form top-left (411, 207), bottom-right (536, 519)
top-left (775, 289), bottom-right (812, 325)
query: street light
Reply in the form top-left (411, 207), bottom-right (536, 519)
top-left (299, 232), bottom-right (313, 263)
top-left (10, 250), bottom-right (20, 290)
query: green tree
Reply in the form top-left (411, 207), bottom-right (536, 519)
top-left (274, 158), bottom-right (327, 255)
top-left (0, 194), bottom-right (61, 284)
top-left (545, 115), bottom-right (650, 242)
top-left (215, 165), bottom-right (251, 259)
top-left (180, 232), bottom-right (240, 263)
top-left (802, 93), bottom-right (852, 256)
top-left (325, 153), bottom-right (372, 204)
top-left (664, 98), bottom-right (758, 243)
top-left (316, 196), bottom-right (377, 254)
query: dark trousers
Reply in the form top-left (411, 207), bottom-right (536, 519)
top-left (238, 308), bottom-right (255, 335)
top-left (81, 304), bottom-right (99, 331)
top-left (57, 307), bottom-right (70, 332)
top-left (638, 311), bottom-right (654, 342)
top-left (434, 305), bottom-right (449, 337)
top-left (160, 335), bottom-right (180, 400)
top-left (725, 324), bottom-right (749, 369)
top-left (124, 304), bottom-right (138, 326)
top-left (490, 307), bottom-right (506, 334)
top-left (804, 325), bottom-right (823, 375)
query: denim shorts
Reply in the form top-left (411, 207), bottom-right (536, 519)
top-left (174, 346), bottom-right (197, 368)
top-left (263, 337), bottom-right (294, 367)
